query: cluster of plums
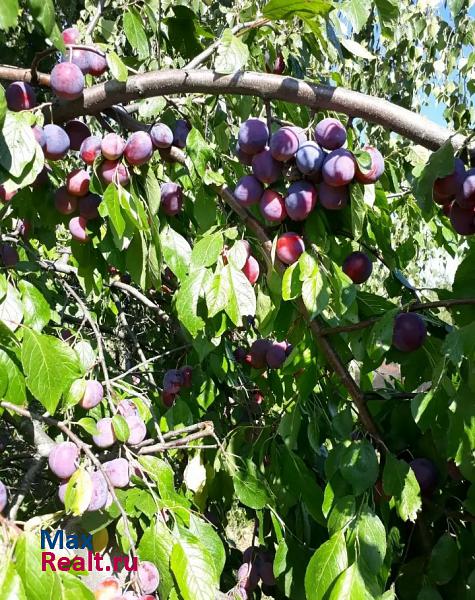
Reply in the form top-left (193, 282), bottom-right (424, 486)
top-left (234, 546), bottom-right (275, 598)
top-left (234, 116), bottom-right (384, 267)
top-left (94, 567), bottom-right (159, 599)
top-left (234, 338), bottom-right (292, 370)
top-left (433, 157), bottom-right (475, 235)
top-left (161, 365), bottom-right (192, 407)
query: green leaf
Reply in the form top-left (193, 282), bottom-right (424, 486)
top-left (175, 268), bottom-right (209, 336)
top-left (328, 563), bottom-right (372, 600)
top-left (305, 532), bottom-right (348, 600)
top-left (220, 264), bottom-right (256, 326)
top-left (350, 184), bottom-right (366, 239)
top-left (144, 167), bottom-right (161, 216)
top-left (227, 240), bottom-right (250, 270)
top-left (301, 271), bottom-right (329, 318)
top-left (448, 0), bottom-right (465, 18)
top-left (282, 261), bottom-right (302, 300)
top-left (382, 453), bottom-right (421, 522)
top-left (341, 38), bottom-right (376, 60)
top-left (21, 329), bottom-right (82, 414)
top-left (19, 281), bottom-right (51, 331)
top-left (74, 340), bottom-right (96, 373)
top-left (340, 440), bottom-right (379, 495)
top-left (0, 112), bottom-right (37, 179)
top-left (189, 515), bottom-right (226, 580)
top-left (191, 232), bottom-right (223, 269)
top-left (355, 508), bottom-right (387, 574)
top-left (15, 532), bottom-right (62, 599)
top-left (123, 8), bottom-right (149, 60)
top-left (59, 572), bottom-right (95, 599)
top-left (99, 184), bottom-right (127, 243)
top-left (428, 533), bottom-right (458, 585)
top-left (77, 417), bottom-right (99, 436)
top-left (126, 230), bottom-right (147, 288)
top-left (414, 142), bottom-right (455, 214)
top-left (367, 308), bottom-right (399, 363)
top-left (112, 414), bottom-right (130, 442)
top-left (374, 0), bottom-right (399, 23)
top-left (215, 29), bottom-right (249, 75)
top-left (0, 348), bottom-right (26, 405)
top-left (160, 225), bottom-right (191, 282)
top-left (107, 51), bottom-right (128, 82)
top-left (27, 0), bottom-right (64, 49)
top-left (328, 496), bottom-right (356, 536)
top-left (233, 459), bottom-right (269, 509)
top-left (341, 0), bottom-right (372, 33)
top-left (186, 129), bottom-right (214, 179)
top-left (0, 282), bottom-right (23, 332)
top-left (263, 0), bottom-right (333, 20)
top-left (139, 520), bottom-right (175, 600)
top-left (0, 0), bottom-right (19, 30)
top-left (0, 561), bottom-right (26, 600)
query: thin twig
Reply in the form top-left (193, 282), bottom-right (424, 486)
top-left (108, 345), bottom-right (191, 383)
top-left (86, 0), bottom-right (105, 36)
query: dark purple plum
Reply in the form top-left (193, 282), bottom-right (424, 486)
top-left (449, 202), bottom-right (475, 235)
top-left (319, 181), bottom-right (348, 210)
top-left (32, 125), bottom-right (45, 148)
top-left (69, 216), bottom-right (89, 243)
top-left (266, 342), bottom-right (287, 369)
top-left (342, 251), bottom-right (372, 283)
top-left (252, 149), bottom-right (281, 184)
top-left (272, 53), bottom-right (285, 74)
top-left (434, 158), bottom-right (465, 204)
top-left (410, 458), bottom-right (438, 496)
top-left (160, 182), bottom-right (183, 215)
top-left (392, 313), bottom-right (427, 352)
top-left (249, 339), bottom-right (272, 369)
top-left (55, 187), bottom-right (77, 215)
top-left (101, 133), bottom-right (126, 160)
top-left (234, 175), bottom-right (264, 207)
top-left (285, 180), bottom-right (317, 220)
top-left (32, 165), bottom-right (51, 188)
top-left (234, 347), bottom-right (248, 363)
top-left (87, 52), bottom-right (108, 76)
top-left (126, 415), bottom-right (147, 445)
top-left (163, 369), bottom-right (184, 394)
top-left (79, 380), bottom-right (104, 409)
top-left (0, 244), bottom-right (19, 268)
top-left (270, 127), bottom-right (300, 162)
top-left (455, 168), bottom-right (475, 209)
top-left (92, 418), bottom-right (116, 448)
top-left (355, 145), bottom-right (385, 184)
top-left (238, 118), bottom-right (269, 155)
top-left (62, 27), bottom-right (80, 44)
top-left (88, 470), bottom-right (108, 511)
top-left (50, 62), bottom-right (84, 100)
top-left (61, 49), bottom-right (91, 74)
top-left (322, 149), bottom-right (355, 187)
top-left (235, 143), bottom-right (254, 166)
top-left (79, 193), bottom-right (101, 219)
top-left (48, 442), bottom-right (79, 479)
top-left (65, 120), bottom-right (91, 151)
top-left (237, 563), bottom-right (259, 592)
top-left (0, 481), bottom-right (7, 512)
top-left (124, 131), bottom-right (153, 166)
top-left (137, 561), bottom-right (160, 594)
top-left (66, 168), bottom-right (90, 197)
top-left (315, 117), bottom-right (347, 150)
top-left (98, 160), bottom-right (130, 186)
top-left (242, 255), bottom-right (260, 285)
top-left (150, 123), bottom-right (173, 149)
top-left (295, 141), bottom-right (325, 175)
top-left (260, 561), bottom-right (276, 586)
top-left (43, 124), bottom-right (71, 160)
top-left (276, 232), bottom-right (305, 264)
top-left (103, 458), bottom-right (130, 488)
top-left (6, 81), bottom-right (36, 111)
top-left (80, 135), bottom-right (102, 165)
top-left (259, 189), bottom-right (286, 222)
top-left (172, 119), bottom-right (191, 148)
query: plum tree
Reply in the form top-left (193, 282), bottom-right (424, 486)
top-left (98, 160), bottom-right (130, 186)
top-left (449, 201), bottom-right (475, 235)
top-left (314, 117), bottom-right (347, 150)
top-left (124, 131), bottom-right (154, 166)
top-left (285, 180), bottom-right (317, 220)
top-left (43, 124), bottom-right (71, 160)
top-left (160, 182), bottom-right (183, 215)
top-left (249, 339), bottom-right (272, 369)
top-left (65, 120), bottom-right (91, 151)
top-left (269, 127), bottom-right (300, 162)
top-left (172, 119), bottom-right (191, 148)
top-left (126, 415), bottom-right (147, 445)
top-left (79, 193), bottom-right (102, 219)
top-left (410, 458), bottom-right (438, 496)
top-left (50, 62), bottom-right (85, 100)
top-left (319, 181), bottom-right (348, 210)
top-left (322, 149), bottom-right (355, 186)
top-left (0, 244), bottom-right (19, 267)
top-left (55, 187), bottom-right (77, 215)
top-left (88, 470), bottom-right (108, 511)
top-left (48, 442), bottom-right (79, 478)
top-left (61, 27), bottom-right (80, 44)
top-left (455, 168), bottom-right (475, 208)
top-left (5, 81), bottom-right (36, 111)
top-left (238, 118), bottom-right (269, 155)
top-left (137, 561), bottom-right (160, 594)
top-left (295, 141), bottom-right (325, 175)
top-left (66, 169), bottom-right (90, 197)
top-left (276, 232), bottom-right (305, 264)
top-left (234, 175), bottom-right (264, 206)
top-left (355, 145), bottom-right (385, 184)
top-left (93, 418), bottom-right (117, 448)
top-left (80, 135), bottom-right (102, 164)
top-left (101, 133), bottom-right (126, 160)
top-left (0, 480), bottom-right (7, 512)
top-left (103, 458), bottom-right (130, 488)
top-left (79, 380), bottom-right (104, 409)
top-left (266, 341), bottom-right (287, 369)
top-left (32, 125), bottom-right (45, 148)
top-left (242, 255), bottom-right (260, 285)
top-left (342, 251), bottom-right (373, 283)
top-left (392, 313), bottom-right (427, 352)
top-left (259, 189), bottom-right (287, 222)
top-left (433, 158), bottom-right (465, 204)
top-left (252, 149), bottom-right (281, 184)
top-left (150, 123), bottom-right (173, 148)
top-left (69, 216), bottom-right (89, 243)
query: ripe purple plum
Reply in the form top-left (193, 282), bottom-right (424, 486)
top-left (50, 62), bottom-right (85, 100)
top-left (0, 481), bottom-right (7, 512)
top-left (238, 118), bottom-right (269, 155)
top-left (355, 145), bottom-right (385, 184)
top-left (137, 561), bottom-right (160, 594)
top-left (276, 232), bottom-right (305, 265)
top-left (124, 131), bottom-right (153, 166)
top-left (319, 181), bottom-right (348, 210)
top-left (434, 158), bottom-right (465, 204)
top-left (0, 244), bottom-right (19, 268)
top-left (117, 400), bottom-right (139, 417)
top-left (80, 136), bottom-right (102, 165)
top-left (43, 124), bottom-right (71, 160)
top-left (392, 313), bottom-right (427, 352)
top-left (58, 479), bottom-right (69, 504)
top-left (93, 418), bottom-right (116, 448)
top-left (48, 442), bottom-right (79, 479)
top-left (234, 347), bottom-right (248, 363)
top-left (62, 27), bottom-right (80, 44)
top-left (235, 142), bottom-right (253, 166)
top-left (98, 160), bottom-right (130, 186)
top-left (234, 175), bottom-right (264, 207)
top-left (260, 561), bottom-right (276, 586)
top-left (288, 126), bottom-right (307, 145)
top-left (242, 255), bottom-right (260, 285)
top-left (455, 168), bottom-right (475, 209)
top-left (285, 180), bottom-right (317, 220)
top-left (269, 127), bottom-right (300, 162)
top-left (172, 119), bottom-right (191, 148)
top-left (65, 120), bottom-right (91, 151)
top-left (237, 563), bottom-right (259, 592)
top-left (249, 339), bottom-right (272, 369)
top-left (69, 216), bottom-right (89, 243)
top-left (410, 458), bottom-right (438, 497)
top-left (61, 49), bottom-right (91, 74)
top-left (88, 470), bottom-right (108, 511)
top-left (88, 52), bottom-right (108, 76)
top-left (101, 133), bottom-right (126, 160)
top-left (259, 189), bottom-right (286, 222)
top-left (342, 251), bottom-right (372, 283)
top-left (150, 123), bottom-right (173, 149)
top-left (160, 182), bottom-right (183, 216)
top-left (163, 369), bottom-right (183, 394)
top-left (55, 187), bottom-right (77, 215)
top-left (295, 141), bottom-right (325, 175)
top-left (66, 168), bottom-right (90, 197)
top-left (79, 380), bottom-right (104, 409)
top-left (79, 193), bottom-right (102, 220)
top-left (0, 185), bottom-right (17, 202)
top-left (6, 81), bottom-right (36, 111)
top-left (315, 117), bottom-right (347, 150)
top-left (322, 149), bottom-right (355, 187)
top-left (266, 341), bottom-right (287, 369)
top-left (252, 149), bottom-right (281, 184)
top-left (126, 415), bottom-right (147, 445)
top-left (32, 125), bottom-right (46, 148)
top-left (272, 53), bottom-right (285, 74)
top-left (162, 390), bottom-right (176, 408)
top-left (103, 458), bottom-right (130, 488)
top-left (449, 202), bottom-right (475, 235)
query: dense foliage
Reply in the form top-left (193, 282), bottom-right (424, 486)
top-left (0, 1), bottom-right (475, 599)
